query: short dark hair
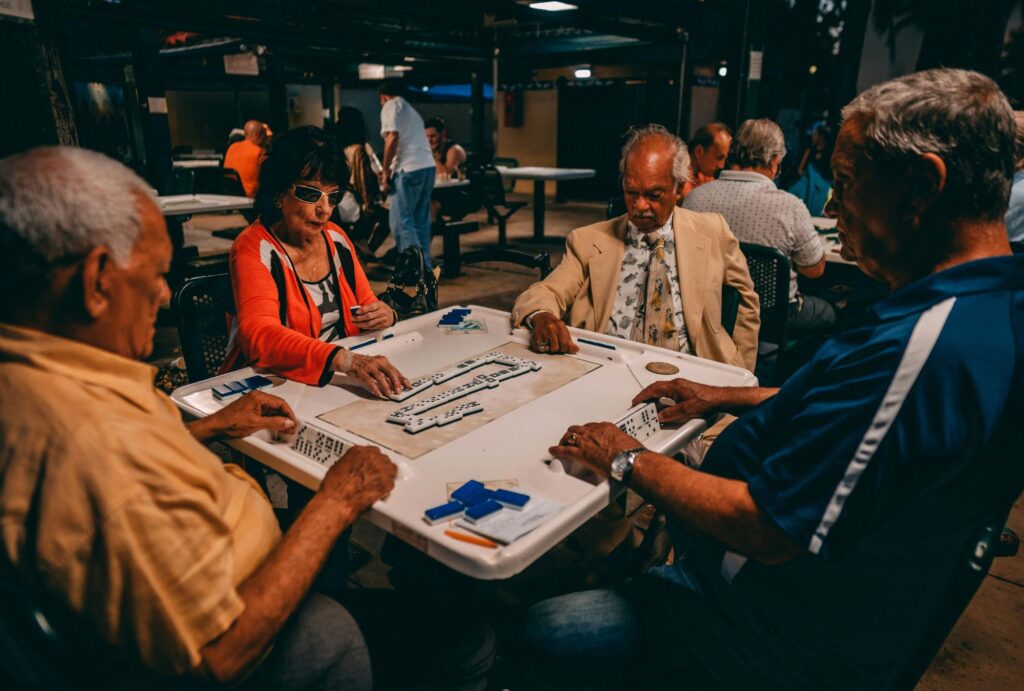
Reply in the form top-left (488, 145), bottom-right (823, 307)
top-left (688, 122), bottom-right (731, 152)
top-left (424, 116), bottom-right (446, 133)
top-left (378, 81), bottom-right (404, 97)
top-left (254, 126), bottom-right (348, 227)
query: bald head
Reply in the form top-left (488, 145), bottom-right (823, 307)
top-left (244, 120), bottom-right (268, 146)
top-left (619, 127), bottom-right (687, 232)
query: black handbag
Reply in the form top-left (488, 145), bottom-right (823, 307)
top-left (377, 246), bottom-right (438, 317)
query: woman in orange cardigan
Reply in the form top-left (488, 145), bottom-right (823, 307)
top-left (223, 126), bottom-right (410, 396)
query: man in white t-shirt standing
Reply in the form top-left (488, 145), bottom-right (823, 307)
top-left (378, 82), bottom-right (437, 268)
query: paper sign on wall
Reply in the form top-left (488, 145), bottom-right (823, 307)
top-left (0, 0), bottom-right (34, 20)
top-left (224, 52), bottom-right (260, 76)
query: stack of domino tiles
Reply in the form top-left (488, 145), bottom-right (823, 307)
top-left (437, 307), bottom-right (472, 326)
top-left (423, 480), bottom-right (531, 525)
top-left (386, 351), bottom-right (542, 434)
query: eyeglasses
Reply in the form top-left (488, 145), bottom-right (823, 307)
top-left (292, 184), bottom-right (342, 206)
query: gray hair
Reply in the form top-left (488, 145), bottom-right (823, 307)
top-left (729, 119), bottom-right (786, 169)
top-left (619, 124), bottom-right (691, 186)
top-left (842, 68), bottom-right (1015, 221)
top-left (0, 146), bottom-right (155, 265)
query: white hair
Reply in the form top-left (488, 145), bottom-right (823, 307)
top-left (619, 124), bottom-right (691, 186)
top-left (0, 146), bottom-right (155, 265)
top-left (730, 119), bottom-right (786, 169)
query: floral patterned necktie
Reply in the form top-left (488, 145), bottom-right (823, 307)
top-left (630, 234), bottom-right (679, 350)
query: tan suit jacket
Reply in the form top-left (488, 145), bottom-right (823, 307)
top-left (512, 207), bottom-right (760, 371)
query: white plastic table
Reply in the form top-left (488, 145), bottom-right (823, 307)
top-left (171, 306), bottom-right (756, 579)
top-left (812, 217), bottom-right (858, 266)
top-left (172, 160), bottom-right (221, 169)
top-left (157, 194), bottom-right (253, 217)
top-left (495, 166), bottom-right (597, 242)
top-left (434, 177), bottom-right (471, 190)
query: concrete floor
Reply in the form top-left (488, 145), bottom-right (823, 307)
top-left (175, 196), bottom-right (1023, 689)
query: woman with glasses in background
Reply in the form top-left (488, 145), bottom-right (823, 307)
top-left (222, 126), bottom-right (410, 397)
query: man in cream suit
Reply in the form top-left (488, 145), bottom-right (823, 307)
top-left (513, 124), bottom-right (760, 372)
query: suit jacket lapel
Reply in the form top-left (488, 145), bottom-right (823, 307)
top-left (672, 207), bottom-right (709, 347)
top-left (589, 216), bottom-right (627, 331)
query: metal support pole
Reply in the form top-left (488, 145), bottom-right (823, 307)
top-left (675, 31), bottom-right (689, 137)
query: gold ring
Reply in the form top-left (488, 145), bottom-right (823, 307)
top-left (566, 432), bottom-right (579, 446)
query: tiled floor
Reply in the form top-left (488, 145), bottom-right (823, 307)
top-left (168, 196), bottom-right (1023, 689)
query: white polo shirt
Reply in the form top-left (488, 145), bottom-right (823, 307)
top-left (379, 96), bottom-right (435, 175)
top-left (684, 170), bottom-right (823, 302)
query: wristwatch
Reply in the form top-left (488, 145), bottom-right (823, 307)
top-left (610, 447), bottom-right (646, 484)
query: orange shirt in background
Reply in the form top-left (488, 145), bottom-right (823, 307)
top-left (224, 139), bottom-right (264, 197)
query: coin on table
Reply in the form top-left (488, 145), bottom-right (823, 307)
top-left (646, 361), bottom-right (680, 375)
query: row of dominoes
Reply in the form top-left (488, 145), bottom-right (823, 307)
top-left (388, 353), bottom-right (541, 403)
top-left (614, 402), bottom-right (661, 442)
top-left (401, 400), bottom-right (484, 434)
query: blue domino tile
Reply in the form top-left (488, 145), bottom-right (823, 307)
top-left (493, 489), bottom-right (530, 509)
top-left (463, 499), bottom-right (503, 523)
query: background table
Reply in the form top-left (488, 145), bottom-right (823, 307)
top-left (171, 306), bottom-right (756, 579)
top-left (157, 193), bottom-right (253, 216)
top-left (172, 160), bottom-right (221, 169)
top-left (811, 217), bottom-right (857, 266)
top-left (434, 177), bottom-right (471, 190)
top-left (496, 166), bottom-right (597, 242)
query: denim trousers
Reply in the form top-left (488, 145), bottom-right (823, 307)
top-left (389, 166), bottom-right (436, 268)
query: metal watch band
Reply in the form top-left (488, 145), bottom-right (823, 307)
top-left (611, 447), bottom-right (647, 484)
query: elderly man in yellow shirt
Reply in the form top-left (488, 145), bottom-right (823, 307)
top-left (0, 147), bottom-right (492, 689)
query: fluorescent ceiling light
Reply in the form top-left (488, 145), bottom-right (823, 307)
top-left (529, 2), bottom-right (578, 11)
top-left (717, 65), bottom-right (728, 77)
top-left (358, 63), bottom-right (385, 80)
top-left (392, 65), bottom-right (413, 72)
top-left (574, 68), bottom-right (592, 79)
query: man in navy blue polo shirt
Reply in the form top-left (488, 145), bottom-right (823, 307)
top-left (524, 68), bottom-right (1024, 689)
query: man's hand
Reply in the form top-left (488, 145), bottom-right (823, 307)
top-left (333, 350), bottom-right (411, 398)
top-left (378, 170), bottom-right (390, 195)
top-left (319, 445), bottom-right (397, 514)
top-left (189, 390), bottom-right (297, 443)
top-left (549, 422), bottom-right (640, 477)
top-left (529, 312), bottom-right (579, 354)
top-left (351, 301), bottom-right (395, 331)
top-left (632, 379), bottom-right (727, 423)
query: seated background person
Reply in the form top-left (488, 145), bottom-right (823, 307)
top-left (223, 119), bottom-right (269, 197)
top-left (684, 118), bottom-right (835, 335)
top-left (523, 68), bottom-right (1024, 689)
top-left (223, 126), bottom-right (410, 396)
top-left (0, 146), bottom-right (398, 687)
top-left (425, 116), bottom-right (467, 179)
top-left (678, 121), bottom-right (731, 201)
top-left (512, 123), bottom-right (759, 373)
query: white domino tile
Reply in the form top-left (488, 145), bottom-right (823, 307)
top-left (291, 422), bottom-right (352, 467)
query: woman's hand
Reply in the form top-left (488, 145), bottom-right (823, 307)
top-left (333, 350), bottom-right (411, 398)
top-left (351, 301), bottom-right (395, 331)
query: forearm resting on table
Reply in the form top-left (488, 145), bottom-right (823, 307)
top-left (198, 492), bottom-right (358, 682)
top-left (631, 451), bottom-right (801, 565)
top-left (713, 386), bottom-right (778, 415)
top-left (186, 417), bottom-right (219, 444)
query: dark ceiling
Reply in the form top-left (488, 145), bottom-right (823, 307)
top-left (59, 0), bottom-right (739, 85)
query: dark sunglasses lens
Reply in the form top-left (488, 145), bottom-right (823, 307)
top-left (326, 192), bottom-right (342, 206)
top-left (293, 185), bottom-right (321, 203)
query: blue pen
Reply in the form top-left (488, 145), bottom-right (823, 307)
top-left (349, 338), bottom-right (377, 351)
top-left (577, 337), bottom-right (617, 350)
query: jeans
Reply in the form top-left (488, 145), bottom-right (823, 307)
top-left (787, 293), bottom-right (836, 336)
top-left (521, 564), bottom-right (777, 690)
top-left (389, 166), bottom-right (436, 268)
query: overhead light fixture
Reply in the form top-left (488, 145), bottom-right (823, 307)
top-left (529, 2), bottom-right (578, 11)
top-left (358, 63), bottom-right (386, 80)
top-left (808, 64), bottom-right (818, 75)
top-left (574, 68), bottom-right (592, 79)
top-left (422, 86), bottom-right (430, 92)
top-left (718, 65), bottom-right (728, 77)
top-left (403, 56), bottom-right (416, 62)
top-left (392, 65), bottom-right (413, 72)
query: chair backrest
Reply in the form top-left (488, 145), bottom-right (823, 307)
top-left (221, 168), bottom-right (258, 223)
top-left (175, 273), bottom-right (234, 382)
top-left (720, 285), bottom-right (740, 337)
top-left (740, 242), bottom-right (790, 346)
top-left (1010, 240), bottom-right (1024, 255)
top-left (479, 165), bottom-right (510, 207)
top-left (493, 157), bottom-right (518, 193)
top-left (882, 501), bottom-right (1017, 690)
top-left (606, 196), bottom-right (626, 219)
top-left (166, 168), bottom-right (195, 195)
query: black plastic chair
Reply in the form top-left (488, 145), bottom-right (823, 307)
top-left (740, 242), bottom-right (791, 357)
top-left (479, 166), bottom-right (527, 246)
top-left (493, 156), bottom-right (519, 194)
top-left (882, 500), bottom-right (1019, 690)
top-left (1011, 240), bottom-right (1024, 255)
top-left (606, 196), bottom-right (626, 219)
top-left (166, 167), bottom-right (195, 195)
top-left (720, 284), bottom-right (740, 337)
top-left (221, 168), bottom-right (259, 224)
top-left (175, 273), bottom-right (234, 382)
